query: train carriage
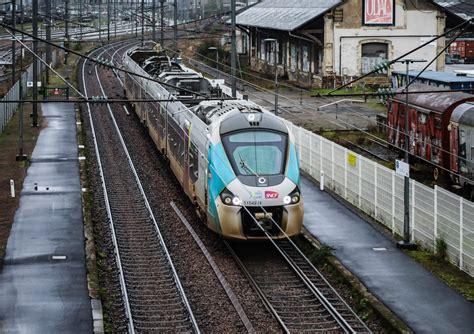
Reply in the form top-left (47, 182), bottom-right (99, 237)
top-left (123, 45), bottom-right (304, 239)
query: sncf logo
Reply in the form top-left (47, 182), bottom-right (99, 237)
top-left (265, 191), bottom-right (279, 199)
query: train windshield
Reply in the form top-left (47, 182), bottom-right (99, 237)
top-left (222, 130), bottom-right (287, 176)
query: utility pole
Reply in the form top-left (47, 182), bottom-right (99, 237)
top-left (64, 0), bottom-right (69, 64)
top-left (231, 0), bottom-right (237, 97)
top-left (107, 0), bottom-right (111, 42)
top-left (152, 0), bottom-right (156, 41)
top-left (173, 0), bottom-right (178, 55)
top-left (99, 1), bottom-right (102, 42)
top-left (32, 0), bottom-right (38, 127)
top-left (141, 0), bottom-right (144, 46)
top-left (11, 0), bottom-right (16, 85)
top-left (160, 0), bottom-right (164, 46)
top-left (79, 0), bottom-right (82, 39)
top-left (16, 44), bottom-right (26, 161)
top-left (396, 58), bottom-right (426, 250)
top-left (45, 0), bottom-right (51, 84)
top-left (10, 1), bottom-right (17, 80)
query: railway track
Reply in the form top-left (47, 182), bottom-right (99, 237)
top-left (224, 239), bottom-right (371, 333)
top-left (81, 41), bottom-right (199, 332)
top-left (79, 26), bottom-right (377, 331)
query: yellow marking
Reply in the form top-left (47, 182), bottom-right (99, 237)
top-left (348, 151), bottom-right (357, 167)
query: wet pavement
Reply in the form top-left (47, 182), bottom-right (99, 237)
top-left (302, 176), bottom-right (474, 333)
top-left (0, 103), bottom-right (92, 333)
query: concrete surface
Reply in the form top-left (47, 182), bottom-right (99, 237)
top-left (302, 176), bottom-right (474, 333)
top-left (0, 103), bottom-right (92, 333)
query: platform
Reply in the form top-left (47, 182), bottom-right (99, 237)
top-left (302, 176), bottom-right (474, 333)
top-left (0, 103), bottom-right (92, 333)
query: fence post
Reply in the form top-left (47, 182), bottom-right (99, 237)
top-left (331, 141), bottom-right (334, 189)
top-left (309, 133), bottom-right (312, 175)
top-left (392, 172), bottom-right (395, 235)
top-left (434, 185), bottom-right (438, 244)
top-left (374, 163), bottom-right (378, 218)
top-left (358, 155), bottom-right (362, 207)
top-left (319, 137), bottom-right (323, 183)
top-left (460, 198), bottom-right (464, 269)
top-left (411, 180), bottom-right (415, 242)
top-left (344, 148), bottom-right (347, 200)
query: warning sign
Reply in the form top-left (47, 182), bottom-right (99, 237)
top-left (347, 152), bottom-right (357, 167)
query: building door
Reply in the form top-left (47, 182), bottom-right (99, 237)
top-left (361, 42), bottom-right (388, 75)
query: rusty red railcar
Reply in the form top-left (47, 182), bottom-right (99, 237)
top-left (387, 88), bottom-right (474, 180)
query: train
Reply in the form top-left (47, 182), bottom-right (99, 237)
top-left (387, 87), bottom-right (474, 200)
top-left (122, 45), bottom-right (304, 240)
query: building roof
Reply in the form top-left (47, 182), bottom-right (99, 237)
top-left (235, 0), bottom-right (341, 31)
top-left (392, 70), bottom-right (474, 84)
top-left (435, 1), bottom-right (474, 20)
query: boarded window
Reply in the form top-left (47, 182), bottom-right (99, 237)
top-left (361, 42), bottom-right (388, 75)
top-left (290, 44), bottom-right (297, 71)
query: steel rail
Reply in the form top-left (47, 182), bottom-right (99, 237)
top-left (221, 239), bottom-right (290, 334)
top-left (94, 41), bottom-right (200, 333)
top-left (81, 41), bottom-right (136, 334)
top-left (170, 202), bottom-right (255, 334)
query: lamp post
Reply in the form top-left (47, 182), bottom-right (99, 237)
top-left (208, 47), bottom-right (219, 78)
top-left (264, 38), bottom-right (278, 114)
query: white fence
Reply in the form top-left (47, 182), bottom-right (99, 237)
top-left (285, 121), bottom-right (474, 276)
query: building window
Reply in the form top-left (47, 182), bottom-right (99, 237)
top-left (302, 45), bottom-right (310, 72)
top-left (361, 42), bottom-right (388, 75)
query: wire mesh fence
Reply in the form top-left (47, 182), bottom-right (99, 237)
top-left (284, 120), bottom-right (474, 277)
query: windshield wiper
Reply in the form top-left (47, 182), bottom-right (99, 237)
top-left (238, 153), bottom-right (260, 177)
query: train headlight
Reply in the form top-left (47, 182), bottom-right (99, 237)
top-left (285, 188), bottom-right (300, 205)
top-left (220, 188), bottom-right (241, 206)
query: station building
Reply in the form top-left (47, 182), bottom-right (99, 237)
top-left (234, 0), bottom-right (464, 88)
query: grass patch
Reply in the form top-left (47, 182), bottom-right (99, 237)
top-left (312, 86), bottom-right (375, 96)
top-left (404, 248), bottom-right (474, 302)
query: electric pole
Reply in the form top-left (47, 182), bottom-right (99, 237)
top-left (45, 0), bottom-right (51, 84)
top-left (160, 0), bottom-right (164, 46)
top-left (141, 0), bottom-right (145, 46)
top-left (174, 0), bottom-right (178, 55)
top-left (107, 0), bottom-right (111, 42)
top-left (11, 0), bottom-right (16, 85)
top-left (64, 0), bottom-right (69, 64)
top-left (231, 0), bottom-right (237, 97)
top-left (152, 0), bottom-right (156, 41)
top-left (32, 0), bottom-right (38, 127)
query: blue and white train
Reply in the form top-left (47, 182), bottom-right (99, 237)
top-left (122, 45), bottom-right (303, 240)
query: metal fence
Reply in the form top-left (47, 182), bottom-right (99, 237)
top-left (0, 49), bottom-right (61, 134)
top-left (0, 63), bottom-right (34, 134)
top-left (284, 121), bottom-right (474, 276)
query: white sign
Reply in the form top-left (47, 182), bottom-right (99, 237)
top-left (26, 81), bottom-right (41, 88)
top-left (395, 159), bottom-right (410, 177)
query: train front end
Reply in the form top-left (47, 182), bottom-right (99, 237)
top-left (207, 110), bottom-right (304, 240)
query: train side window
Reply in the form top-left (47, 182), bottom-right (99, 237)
top-left (434, 117), bottom-right (442, 129)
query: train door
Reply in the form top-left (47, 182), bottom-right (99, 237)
top-left (183, 120), bottom-right (191, 196)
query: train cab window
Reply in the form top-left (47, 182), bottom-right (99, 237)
top-left (222, 130), bottom-right (287, 176)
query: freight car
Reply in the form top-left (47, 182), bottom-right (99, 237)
top-left (122, 45), bottom-right (304, 240)
top-left (387, 87), bottom-right (474, 199)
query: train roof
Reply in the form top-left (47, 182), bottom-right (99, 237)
top-left (392, 85), bottom-right (474, 114)
top-left (451, 102), bottom-right (474, 127)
